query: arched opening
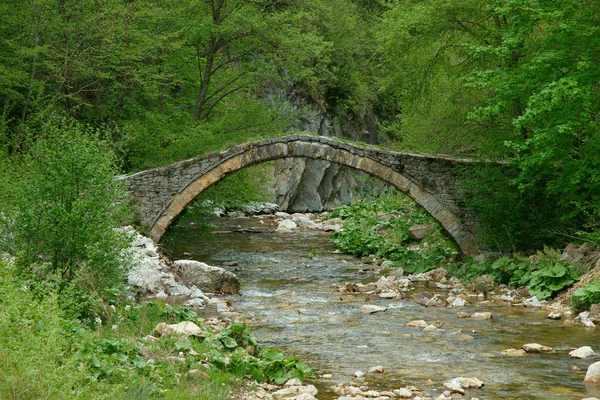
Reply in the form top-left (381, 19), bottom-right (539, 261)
top-left (146, 140), bottom-right (477, 256)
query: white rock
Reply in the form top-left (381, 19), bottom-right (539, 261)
top-left (522, 343), bottom-right (555, 353)
top-left (184, 298), bottom-right (206, 308)
top-left (154, 321), bottom-right (204, 337)
top-left (354, 370), bottom-right (364, 378)
top-left (406, 320), bottom-right (429, 328)
top-left (569, 346), bottom-right (596, 358)
top-left (443, 379), bottom-right (464, 394)
top-left (361, 305), bottom-right (387, 314)
top-left (394, 388), bottom-right (412, 398)
top-left (454, 376), bottom-right (484, 388)
top-left (276, 219), bottom-right (297, 232)
top-left (547, 312), bottom-right (562, 319)
top-left (376, 276), bottom-right (396, 292)
top-left (585, 361), bottom-right (600, 383)
top-left (524, 296), bottom-right (544, 307)
top-left (284, 378), bottom-right (303, 386)
top-left (470, 312), bottom-right (492, 320)
top-left (451, 297), bottom-right (467, 307)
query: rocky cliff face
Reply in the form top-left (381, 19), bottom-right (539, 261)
top-left (267, 84), bottom-right (384, 211)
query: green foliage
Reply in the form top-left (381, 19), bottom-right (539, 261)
top-left (212, 346), bottom-right (313, 385)
top-left (528, 261), bottom-right (578, 301)
top-left (3, 120), bottom-right (131, 321)
top-left (375, 0), bottom-right (504, 154)
top-left (489, 257), bottom-right (533, 287)
top-left (217, 322), bottom-right (258, 352)
top-left (329, 192), bottom-right (459, 271)
top-left (461, 163), bottom-right (570, 252)
top-left (0, 260), bottom-right (96, 399)
top-left (467, 0), bottom-right (600, 235)
top-left (489, 257), bottom-right (578, 300)
top-left (572, 280), bottom-right (600, 313)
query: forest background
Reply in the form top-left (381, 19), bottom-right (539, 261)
top-left (2, 0), bottom-right (599, 252)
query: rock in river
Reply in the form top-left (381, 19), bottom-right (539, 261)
top-left (569, 346), bottom-right (597, 359)
top-left (360, 305), bottom-right (387, 314)
top-left (585, 361), bottom-right (600, 383)
top-left (174, 260), bottom-right (240, 294)
top-left (522, 343), bottom-right (555, 354)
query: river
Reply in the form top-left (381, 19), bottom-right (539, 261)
top-left (162, 214), bottom-right (600, 400)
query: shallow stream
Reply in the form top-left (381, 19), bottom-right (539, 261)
top-left (163, 215), bottom-right (600, 400)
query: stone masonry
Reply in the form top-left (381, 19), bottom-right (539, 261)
top-left (119, 135), bottom-right (487, 256)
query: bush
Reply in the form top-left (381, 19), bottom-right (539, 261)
top-left (0, 259), bottom-right (96, 399)
top-left (461, 164), bottom-right (574, 252)
top-left (329, 192), bottom-right (459, 271)
top-left (572, 280), bottom-right (600, 313)
top-left (5, 120), bottom-right (132, 321)
top-left (489, 257), bottom-right (578, 300)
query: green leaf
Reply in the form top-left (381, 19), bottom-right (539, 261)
top-left (221, 336), bottom-right (238, 349)
top-left (261, 348), bottom-right (284, 362)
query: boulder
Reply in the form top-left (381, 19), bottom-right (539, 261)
top-left (422, 267), bottom-right (448, 282)
top-left (154, 321), bottom-right (204, 337)
top-left (173, 260), bottom-right (240, 294)
top-left (406, 320), bottom-right (428, 328)
top-left (522, 343), bottom-right (555, 354)
top-left (569, 346), bottom-right (597, 359)
top-left (360, 305), bottom-right (387, 314)
top-left (408, 224), bottom-right (434, 240)
top-left (590, 304), bottom-right (600, 324)
top-left (470, 312), bottom-right (493, 320)
top-left (561, 242), bottom-right (589, 264)
top-left (585, 361), bottom-right (600, 383)
top-left (276, 219), bottom-right (297, 232)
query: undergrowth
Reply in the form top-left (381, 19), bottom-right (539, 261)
top-left (0, 258), bottom-right (312, 399)
top-left (328, 192), bottom-right (459, 274)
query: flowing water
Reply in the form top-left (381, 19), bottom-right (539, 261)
top-left (163, 215), bottom-right (600, 400)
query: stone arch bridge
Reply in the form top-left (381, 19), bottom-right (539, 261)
top-left (121, 135), bottom-right (483, 256)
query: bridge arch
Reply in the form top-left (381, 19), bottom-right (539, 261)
top-left (123, 136), bottom-right (478, 256)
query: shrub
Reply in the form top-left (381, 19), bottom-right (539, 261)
top-left (0, 260), bottom-right (96, 399)
top-left (329, 192), bottom-right (459, 269)
top-left (490, 257), bottom-right (578, 300)
top-left (6, 120), bottom-right (132, 321)
top-left (572, 280), bottom-right (600, 313)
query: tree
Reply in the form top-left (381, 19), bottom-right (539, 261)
top-left (374, 0), bottom-right (505, 153)
top-left (468, 0), bottom-right (600, 232)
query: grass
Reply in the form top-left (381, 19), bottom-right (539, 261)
top-left (0, 259), bottom-right (274, 400)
